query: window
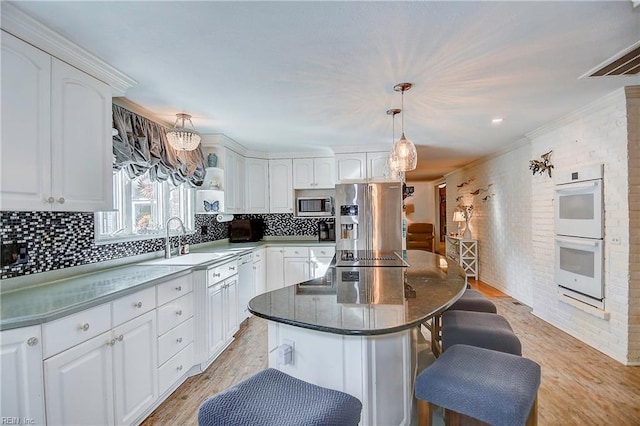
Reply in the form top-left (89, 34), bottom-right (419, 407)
top-left (95, 169), bottom-right (194, 241)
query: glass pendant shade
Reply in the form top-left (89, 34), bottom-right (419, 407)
top-left (167, 113), bottom-right (201, 151)
top-left (391, 132), bottom-right (417, 171)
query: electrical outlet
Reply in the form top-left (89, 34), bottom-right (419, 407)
top-left (283, 339), bottom-right (295, 365)
top-left (611, 236), bottom-right (621, 245)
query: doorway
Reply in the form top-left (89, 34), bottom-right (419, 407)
top-left (439, 184), bottom-right (446, 242)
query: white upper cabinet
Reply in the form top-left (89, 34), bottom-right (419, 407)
top-left (245, 158), bottom-right (269, 213)
top-left (1, 31), bottom-right (113, 212)
top-left (293, 157), bottom-right (335, 189)
top-left (335, 152), bottom-right (398, 183)
top-left (269, 159), bottom-right (294, 213)
top-left (335, 153), bottom-right (367, 182)
top-left (223, 148), bottom-right (246, 213)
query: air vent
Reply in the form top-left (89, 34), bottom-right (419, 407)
top-left (582, 41), bottom-right (640, 77)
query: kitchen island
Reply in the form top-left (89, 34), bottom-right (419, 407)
top-left (248, 250), bottom-right (466, 426)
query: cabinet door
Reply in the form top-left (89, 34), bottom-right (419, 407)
top-left (335, 153), bottom-right (366, 182)
top-left (253, 258), bottom-right (266, 296)
top-left (44, 332), bottom-right (114, 426)
top-left (311, 257), bottom-right (334, 279)
top-left (224, 149), bottom-right (237, 212)
top-left (284, 257), bottom-right (310, 286)
top-left (245, 158), bottom-right (269, 213)
top-left (225, 277), bottom-right (239, 341)
top-left (292, 158), bottom-right (315, 189)
top-left (0, 326), bottom-right (46, 424)
top-left (235, 154), bottom-right (245, 213)
top-left (269, 159), bottom-right (294, 213)
top-left (367, 152), bottom-right (392, 180)
top-left (266, 247), bottom-right (285, 291)
top-left (313, 157), bottom-right (336, 188)
top-left (207, 284), bottom-right (225, 358)
top-left (1, 31), bottom-right (52, 211)
top-left (112, 311), bottom-right (158, 426)
top-left (51, 58), bottom-right (113, 211)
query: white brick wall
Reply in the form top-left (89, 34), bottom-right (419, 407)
top-left (446, 87), bottom-right (639, 364)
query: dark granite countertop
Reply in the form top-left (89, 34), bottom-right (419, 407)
top-left (248, 250), bottom-right (466, 336)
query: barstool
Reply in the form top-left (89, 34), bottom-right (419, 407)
top-left (198, 368), bottom-right (362, 426)
top-left (416, 344), bottom-right (541, 426)
top-left (442, 310), bottom-right (522, 355)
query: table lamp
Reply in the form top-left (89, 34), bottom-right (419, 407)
top-left (452, 211), bottom-right (465, 236)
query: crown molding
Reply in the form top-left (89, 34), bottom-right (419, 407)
top-left (112, 97), bottom-right (173, 128)
top-left (526, 88), bottom-right (625, 140)
top-left (1, 2), bottom-right (136, 96)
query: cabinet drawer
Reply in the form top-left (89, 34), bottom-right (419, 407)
top-left (158, 317), bottom-right (194, 365)
top-left (112, 287), bottom-right (156, 327)
top-left (43, 303), bottom-right (111, 358)
top-left (207, 260), bottom-right (238, 285)
top-left (157, 293), bottom-right (194, 335)
top-left (157, 274), bottom-right (193, 306)
top-left (310, 246), bottom-right (335, 259)
top-left (282, 247), bottom-right (309, 258)
top-left (158, 343), bottom-right (193, 396)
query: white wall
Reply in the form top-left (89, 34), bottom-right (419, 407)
top-left (446, 87), bottom-right (639, 364)
top-left (404, 181), bottom-right (437, 224)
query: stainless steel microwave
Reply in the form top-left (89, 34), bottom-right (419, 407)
top-left (297, 196), bottom-right (333, 217)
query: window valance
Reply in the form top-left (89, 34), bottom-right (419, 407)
top-left (112, 104), bottom-right (205, 187)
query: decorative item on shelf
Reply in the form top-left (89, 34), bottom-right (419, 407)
top-left (452, 211), bottom-right (465, 236)
top-left (529, 150), bottom-right (553, 177)
top-left (457, 204), bottom-right (474, 239)
top-left (207, 152), bottom-right (218, 167)
top-left (166, 113), bottom-right (201, 151)
top-left (388, 82), bottom-right (418, 172)
top-left (209, 179), bottom-right (220, 189)
top-left (203, 200), bottom-right (220, 212)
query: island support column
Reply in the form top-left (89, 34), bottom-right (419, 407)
top-left (268, 322), bottom-right (418, 426)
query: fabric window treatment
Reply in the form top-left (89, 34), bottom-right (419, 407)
top-left (112, 104), bottom-right (206, 187)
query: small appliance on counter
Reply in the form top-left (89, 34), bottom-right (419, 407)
top-left (229, 218), bottom-right (264, 243)
top-left (317, 220), bottom-right (336, 241)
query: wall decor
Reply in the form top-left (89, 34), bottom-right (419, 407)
top-left (456, 177), bottom-right (475, 188)
top-left (529, 150), bottom-right (554, 177)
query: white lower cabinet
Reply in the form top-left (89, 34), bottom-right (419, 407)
top-left (44, 310), bottom-right (158, 426)
top-left (44, 330), bottom-right (115, 426)
top-left (206, 276), bottom-right (239, 359)
top-left (253, 248), bottom-right (267, 296)
top-left (266, 247), bottom-right (285, 291)
top-left (283, 246), bottom-right (335, 286)
top-left (0, 325), bottom-right (46, 424)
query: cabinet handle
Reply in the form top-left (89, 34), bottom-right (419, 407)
top-left (253, 266), bottom-right (256, 270)
top-left (80, 323), bottom-right (90, 332)
top-left (175, 286), bottom-right (182, 291)
top-left (46, 197), bottom-right (55, 204)
top-left (176, 337), bottom-right (183, 343)
top-left (214, 272), bottom-right (221, 277)
top-left (176, 310), bottom-right (183, 316)
top-left (229, 266), bottom-right (236, 271)
top-left (57, 197), bottom-right (65, 204)
top-left (107, 339), bottom-right (116, 346)
top-left (27, 337), bottom-right (38, 346)
top-left (177, 365), bottom-right (183, 371)
top-left (133, 302), bottom-right (143, 308)
top-left (117, 334), bottom-right (124, 342)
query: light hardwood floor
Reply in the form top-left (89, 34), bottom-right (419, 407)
top-left (143, 282), bottom-right (640, 425)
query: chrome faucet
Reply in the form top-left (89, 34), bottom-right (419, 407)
top-left (165, 216), bottom-right (186, 259)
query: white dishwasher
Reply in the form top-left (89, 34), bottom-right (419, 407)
top-left (238, 253), bottom-right (255, 322)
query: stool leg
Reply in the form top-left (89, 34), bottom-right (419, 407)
top-left (526, 395), bottom-right (538, 426)
top-left (417, 400), bottom-right (433, 426)
top-left (430, 316), bottom-right (441, 357)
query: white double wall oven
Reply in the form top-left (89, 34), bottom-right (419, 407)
top-left (554, 164), bottom-right (604, 307)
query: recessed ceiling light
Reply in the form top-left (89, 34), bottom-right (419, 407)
top-left (491, 117), bottom-right (504, 125)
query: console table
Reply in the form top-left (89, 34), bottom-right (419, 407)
top-left (446, 236), bottom-right (478, 282)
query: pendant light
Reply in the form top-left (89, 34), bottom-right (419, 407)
top-left (166, 113), bottom-right (201, 151)
top-left (390, 83), bottom-right (418, 171)
top-left (386, 108), bottom-right (402, 178)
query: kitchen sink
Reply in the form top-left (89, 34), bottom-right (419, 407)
top-left (143, 252), bottom-right (233, 266)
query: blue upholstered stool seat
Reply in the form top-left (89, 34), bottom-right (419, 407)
top-left (198, 368), bottom-right (362, 426)
top-left (416, 344), bottom-right (541, 426)
top-left (442, 310), bottom-right (522, 355)
top-left (447, 289), bottom-right (497, 313)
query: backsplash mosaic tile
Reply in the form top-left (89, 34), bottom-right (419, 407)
top-left (1, 211), bottom-right (328, 279)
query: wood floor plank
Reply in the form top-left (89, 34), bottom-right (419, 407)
top-left (143, 285), bottom-right (640, 425)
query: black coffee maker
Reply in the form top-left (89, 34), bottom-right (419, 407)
top-left (317, 221), bottom-right (335, 241)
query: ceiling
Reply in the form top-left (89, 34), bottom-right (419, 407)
top-left (7, 1), bottom-right (640, 181)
